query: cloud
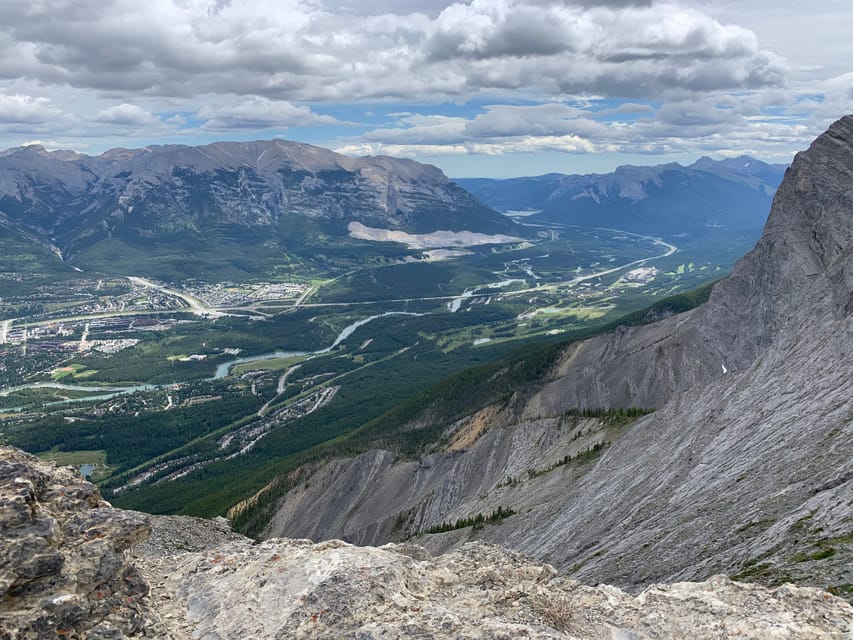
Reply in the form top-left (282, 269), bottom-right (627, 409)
top-left (0, 0), bottom-right (787, 103)
top-left (337, 134), bottom-right (596, 158)
top-left (0, 93), bottom-right (63, 124)
top-left (361, 103), bottom-right (605, 148)
top-left (363, 114), bottom-right (467, 144)
top-left (95, 104), bottom-right (162, 126)
top-left (343, 96), bottom-right (820, 161)
top-left (197, 95), bottom-right (341, 130)
top-left (463, 104), bottom-right (594, 137)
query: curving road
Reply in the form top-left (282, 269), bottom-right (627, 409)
top-left (2, 228), bottom-right (677, 336)
top-left (296, 229), bottom-right (678, 309)
top-left (127, 276), bottom-right (218, 316)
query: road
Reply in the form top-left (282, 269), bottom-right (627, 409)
top-left (127, 276), bottom-right (218, 316)
top-left (7, 277), bottom-right (220, 331)
top-left (257, 364), bottom-right (303, 417)
top-left (296, 231), bottom-right (678, 309)
top-left (3, 227), bottom-right (677, 335)
top-left (551, 230), bottom-right (677, 288)
top-left (78, 323), bottom-right (90, 352)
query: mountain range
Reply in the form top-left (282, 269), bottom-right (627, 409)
top-left (456, 155), bottom-right (787, 236)
top-left (0, 140), bottom-right (787, 282)
top-left (0, 140), bottom-right (515, 279)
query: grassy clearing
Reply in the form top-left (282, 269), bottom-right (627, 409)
top-left (232, 355), bottom-right (307, 374)
top-left (51, 364), bottom-right (99, 382)
top-left (38, 448), bottom-right (107, 467)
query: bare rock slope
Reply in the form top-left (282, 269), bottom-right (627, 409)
top-left (2, 446), bottom-right (852, 638)
top-left (260, 117), bottom-right (853, 592)
top-left (140, 533), bottom-right (852, 640)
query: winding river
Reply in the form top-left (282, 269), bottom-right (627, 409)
top-left (212, 311), bottom-right (423, 379)
top-left (0, 382), bottom-right (157, 410)
top-left (1, 312), bottom-right (426, 405)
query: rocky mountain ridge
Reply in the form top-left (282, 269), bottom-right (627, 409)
top-left (253, 117), bottom-right (853, 593)
top-left (0, 139), bottom-right (515, 277)
top-left (2, 445), bottom-right (851, 639)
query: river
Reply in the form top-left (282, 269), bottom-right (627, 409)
top-left (447, 279), bottom-right (526, 313)
top-left (2, 312), bottom-right (426, 405)
top-left (0, 381), bottom-right (158, 408)
top-left (211, 311), bottom-right (424, 379)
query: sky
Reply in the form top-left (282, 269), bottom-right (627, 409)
top-left (0, 0), bottom-right (851, 177)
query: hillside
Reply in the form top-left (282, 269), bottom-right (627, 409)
top-left (0, 140), bottom-right (520, 279)
top-left (248, 117), bottom-right (853, 595)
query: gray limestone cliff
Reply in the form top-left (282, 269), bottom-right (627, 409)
top-left (259, 117), bottom-right (853, 593)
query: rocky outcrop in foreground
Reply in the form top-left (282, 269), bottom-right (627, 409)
top-left (141, 534), bottom-right (853, 640)
top-left (3, 446), bottom-right (852, 639)
top-left (0, 446), bottom-right (163, 639)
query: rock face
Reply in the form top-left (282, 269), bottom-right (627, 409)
top-left (260, 415), bottom-right (615, 546)
top-left (260, 117), bottom-right (853, 593)
top-left (0, 446), bottom-right (163, 639)
top-left (2, 445), bottom-right (852, 638)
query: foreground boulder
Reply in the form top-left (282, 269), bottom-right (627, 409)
top-left (0, 446), bottom-right (163, 639)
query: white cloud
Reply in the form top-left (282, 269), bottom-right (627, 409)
top-left (95, 104), bottom-right (161, 126)
top-left (198, 95), bottom-right (341, 130)
top-left (336, 142), bottom-right (471, 157)
top-left (364, 114), bottom-right (467, 144)
top-left (344, 96), bottom-right (823, 162)
top-left (0, 92), bottom-right (63, 124)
